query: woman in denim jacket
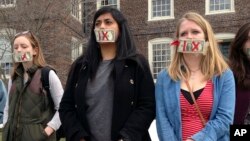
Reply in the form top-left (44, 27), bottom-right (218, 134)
top-left (0, 79), bottom-right (7, 125)
top-left (155, 12), bottom-right (235, 141)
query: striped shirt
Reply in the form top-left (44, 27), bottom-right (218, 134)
top-left (180, 80), bottom-right (213, 141)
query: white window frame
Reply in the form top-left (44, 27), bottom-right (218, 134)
top-left (71, 37), bottom-right (83, 61)
top-left (148, 38), bottom-right (173, 81)
top-left (97, 0), bottom-right (120, 10)
top-left (205, 0), bottom-right (235, 15)
top-left (71, 0), bottom-right (82, 22)
top-left (148, 0), bottom-right (174, 21)
top-left (0, 0), bottom-right (16, 8)
top-left (215, 33), bottom-right (235, 58)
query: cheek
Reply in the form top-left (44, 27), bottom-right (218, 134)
top-left (245, 40), bottom-right (250, 48)
top-left (200, 32), bottom-right (206, 39)
top-left (115, 29), bottom-right (119, 40)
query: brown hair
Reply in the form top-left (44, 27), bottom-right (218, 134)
top-left (11, 31), bottom-right (47, 78)
top-left (229, 22), bottom-right (250, 88)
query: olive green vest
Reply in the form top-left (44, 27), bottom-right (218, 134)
top-left (3, 67), bottom-right (56, 141)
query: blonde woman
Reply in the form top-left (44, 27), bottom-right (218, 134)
top-left (155, 12), bottom-right (235, 141)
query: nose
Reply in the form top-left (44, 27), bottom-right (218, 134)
top-left (99, 22), bottom-right (106, 29)
top-left (186, 32), bottom-right (193, 39)
top-left (15, 46), bottom-right (22, 52)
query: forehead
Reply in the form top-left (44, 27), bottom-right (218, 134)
top-left (96, 13), bottom-right (114, 21)
top-left (179, 20), bottom-right (201, 30)
top-left (14, 36), bottom-right (31, 45)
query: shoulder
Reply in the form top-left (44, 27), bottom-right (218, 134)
top-left (213, 69), bottom-right (235, 87)
top-left (216, 69), bottom-right (234, 79)
top-left (48, 70), bottom-right (58, 78)
top-left (157, 69), bottom-right (170, 79)
top-left (68, 55), bottom-right (87, 74)
top-left (126, 54), bottom-right (149, 69)
top-left (0, 79), bottom-right (4, 86)
top-left (156, 69), bottom-right (171, 85)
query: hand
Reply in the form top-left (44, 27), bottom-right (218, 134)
top-left (44, 126), bottom-right (55, 136)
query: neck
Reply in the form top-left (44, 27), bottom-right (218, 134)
top-left (183, 53), bottom-right (202, 72)
top-left (22, 62), bottom-right (33, 71)
top-left (100, 43), bottom-right (116, 60)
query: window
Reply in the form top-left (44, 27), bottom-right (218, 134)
top-left (71, 37), bottom-right (83, 61)
top-left (148, 0), bottom-right (174, 21)
top-left (0, 0), bottom-right (16, 8)
top-left (148, 38), bottom-right (172, 80)
top-left (0, 34), bottom-right (12, 78)
top-left (71, 0), bottom-right (82, 21)
top-left (1, 62), bottom-right (13, 78)
top-left (219, 42), bottom-right (231, 58)
top-left (97, 0), bottom-right (120, 9)
top-left (206, 0), bottom-right (235, 15)
top-left (215, 33), bottom-right (235, 59)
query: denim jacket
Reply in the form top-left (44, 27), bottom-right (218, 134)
top-left (0, 79), bottom-right (7, 124)
top-left (155, 69), bottom-right (235, 141)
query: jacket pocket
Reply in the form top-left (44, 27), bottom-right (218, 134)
top-left (22, 124), bottom-right (48, 141)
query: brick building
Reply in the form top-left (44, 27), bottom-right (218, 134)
top-left (83, 0), bottom-right (249, 81)
top-left (1, 0), bottom-right (249, 85)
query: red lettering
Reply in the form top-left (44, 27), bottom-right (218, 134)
top-left (182, 40), bottom-right (187, 51)
top-left (192, 41), bottom-right (200, 51)
top-left (21, 53), bottom-right (27, 61)
top-left (102, 31), bottom-right (109, 40)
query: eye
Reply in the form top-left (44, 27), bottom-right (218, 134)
top-left (95, 21), bottom-right (101, 27)
top-left (192, 30), bottom-right (200, 34)
top-left (20, 44), bottom-right (28, 49)
top-left (180, 32), bottom-right (187, 37)
top-left (105, 19), bottom-right (113, 25)
top-left (13, 45), bottom-right (18, 50)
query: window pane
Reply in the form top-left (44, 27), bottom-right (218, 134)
top-left (100, 0), bottom-right (118, 8)
top-left (151, 42), bottom-right (171, 79)
top-left (152, 0), bottom-right (171, 17)
top-left (209, 0), bottom-right (232, 12)
top-left (71, 38), bottom-right (82, 61)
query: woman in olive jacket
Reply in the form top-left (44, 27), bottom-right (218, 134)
top-left (59, 7), bottom-right (155, 141)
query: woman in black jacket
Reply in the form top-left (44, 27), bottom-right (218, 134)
top-left (59, 6), bottom-right (155, 141)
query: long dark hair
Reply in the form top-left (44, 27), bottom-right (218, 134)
top-left (82, 6), bottom-right (137, 79)
top-left (229, 22), bottom-right (250, 88)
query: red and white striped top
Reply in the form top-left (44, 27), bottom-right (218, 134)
top-left (180, 80), bottom-right (213, 141)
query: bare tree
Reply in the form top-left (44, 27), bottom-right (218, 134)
top-left (0, 0), bottom-right (88, 85)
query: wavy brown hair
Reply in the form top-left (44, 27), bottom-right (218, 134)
top-left (229, 22), bottom-right (250, 88)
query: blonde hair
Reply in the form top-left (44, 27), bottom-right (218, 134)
top-left (11, 31), bottom-right (47, 79)
top-left (168, 12), bottom-right (228, 81)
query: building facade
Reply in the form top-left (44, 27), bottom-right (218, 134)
top-left (83, 0), bottom-right (249, 81)
top-left (1, 0), bottom-right (249, 85)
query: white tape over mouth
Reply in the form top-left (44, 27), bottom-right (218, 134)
top-left (13, 52), bottom-right (33, 62)
top-left (94, 29), bottom-right (116, 43)
top-left (177, 39), bottom-right (208, 55)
